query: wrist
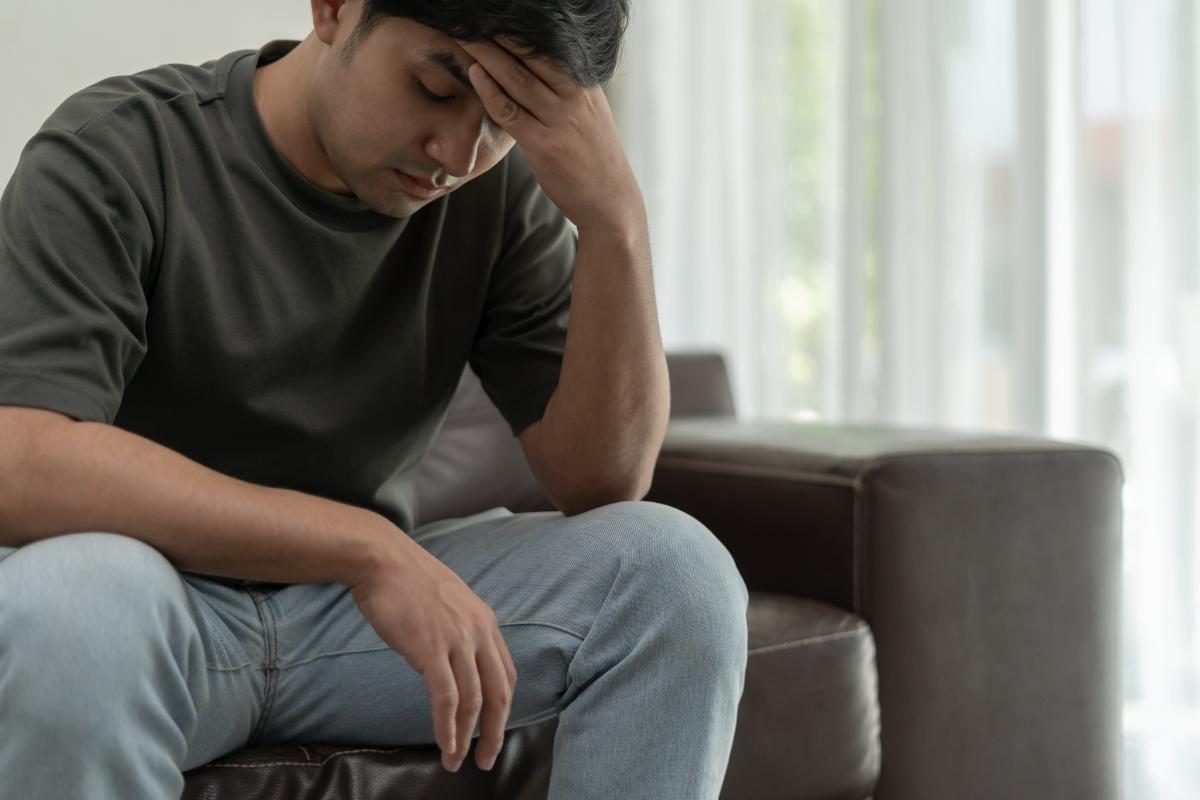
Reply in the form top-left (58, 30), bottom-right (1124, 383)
top-left (576, 212), bottom-right (648, 253)
top-left (342, 508), bottom-right (412, 590)
top-left (574, 188), bottom-right (648, 244)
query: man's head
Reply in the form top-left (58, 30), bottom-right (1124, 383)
top-left (300, 0), bottom-right (630, 218)
top-left (343, 0), bottom-right (630, 87)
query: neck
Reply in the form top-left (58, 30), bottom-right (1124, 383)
top-left (252, 35), bottom-right (351, 195)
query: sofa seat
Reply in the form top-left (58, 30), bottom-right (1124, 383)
top-left (181, 592), bottom-right (881, 800)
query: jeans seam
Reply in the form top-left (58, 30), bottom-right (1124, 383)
top-left (554, 531), bottom-right (627, 689)
top-left (498, 619), bottom-right (589, 701)
top-left (276, 645), bottom-right (395, 671)
top-left (205, 623), bottom-right (590, 674)
top-left (205, 661), bottom-right (269, 673)
top-left (244, 589), bottom-right (279, 746)
top-left (497, 619), bottom-right (588, 641)
top-left (507, 707), bottom-right (563, 729)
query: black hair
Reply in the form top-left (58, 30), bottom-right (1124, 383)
top-left (342, 0), bottom-right (630, 87)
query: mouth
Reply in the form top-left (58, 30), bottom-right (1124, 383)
top-left (392, 169), bottom-right (444, 200)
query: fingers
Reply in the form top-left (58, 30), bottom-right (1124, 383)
top-left (432, 627), bottom-right (517, 773)
top-left (466, 61), bottom-right (535, 138)
top-left (459, 38), bottom-right (556, 128)
top-left (447, 647), bottom-right (484, 771)
top-left (474, 639), bottom-right (513, 771)
top-left (492, 34), bottom-right (571, 95)
top-left (425, 658), bottom-right (460, 764)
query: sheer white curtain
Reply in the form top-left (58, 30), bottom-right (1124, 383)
top-left (611, 0), bottom-right (1200, 797)
top-left (608, 0), bottom-right (770, 417)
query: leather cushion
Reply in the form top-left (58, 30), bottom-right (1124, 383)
top-left (722, 593), bottom-right (880, 799)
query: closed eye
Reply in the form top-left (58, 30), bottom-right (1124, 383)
top-left (417, 81), bottom-right (454, 103)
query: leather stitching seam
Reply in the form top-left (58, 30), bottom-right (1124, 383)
top-left (748, 626), bottom-right (869, 656)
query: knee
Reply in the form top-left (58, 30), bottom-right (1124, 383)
top-left (1, 530), bottom-right (184, 605)
top-left (0, 532), bottom-right (200, 740)
top-left (592, 501), bottom-right (749, 648)
top-left (0, 531), bottom-right (193, 676)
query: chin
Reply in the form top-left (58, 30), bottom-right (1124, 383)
top-left (377, 198), bottom-right (424, 219)
top-left (350, 178), bottom-right (424, 219)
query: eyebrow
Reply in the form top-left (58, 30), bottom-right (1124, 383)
top-left (422, 49), bottom-right (479, 98)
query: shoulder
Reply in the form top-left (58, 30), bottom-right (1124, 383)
top-left (36, 51), bottom-right (241, 144)
top-left (13, 51), bottom-right (251, 214)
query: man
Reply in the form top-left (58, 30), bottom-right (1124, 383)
top-left (0, 1), bottom-right (750, 797)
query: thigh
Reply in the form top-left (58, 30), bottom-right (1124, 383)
top-left (0, 534), bottom-right (268, 774)
top-left (249, 505), bottom-right (628, 747)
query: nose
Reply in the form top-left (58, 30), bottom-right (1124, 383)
top-left (426, 110), bottom-right (488, 180)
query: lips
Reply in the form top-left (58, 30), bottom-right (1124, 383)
top-left (392, 169), bottom-right (444, 199)
top-left (404, 172), bottom-right (440, 190)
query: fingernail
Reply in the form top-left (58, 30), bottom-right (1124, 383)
top-left (482, 755), bottom-right (496, 771)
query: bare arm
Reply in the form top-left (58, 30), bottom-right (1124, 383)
top-left (459, 40), bottom-right (670, 516)
top-left (519, 217), bottom-right (669, 515)
top-left (0, 405), bottom-right (399, 586)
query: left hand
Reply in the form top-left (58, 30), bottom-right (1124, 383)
top-left (458, 36), bottom-right (645, 236)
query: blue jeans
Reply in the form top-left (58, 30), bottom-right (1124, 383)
top-left (0, 500), bottom-right (749, 799)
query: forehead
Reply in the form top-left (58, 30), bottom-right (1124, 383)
top-left (365, 17), bottom-right (479, 93)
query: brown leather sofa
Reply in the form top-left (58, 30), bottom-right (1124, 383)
top-left (181, 351), bottom-right (1123, 799)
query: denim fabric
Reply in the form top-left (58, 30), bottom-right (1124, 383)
top-left (0, 500), bottom-right (750, 799)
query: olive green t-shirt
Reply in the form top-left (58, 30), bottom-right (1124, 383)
top-left (0, 40), bottom-right (576, 535)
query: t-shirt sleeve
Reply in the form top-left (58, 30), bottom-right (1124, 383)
top-left (0, 126), bottom-right (155, 423)
top-left (468, 147), bottom-right (577, 437)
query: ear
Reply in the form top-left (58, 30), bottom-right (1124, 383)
top-left (311, 0), bottom-right (357, 49)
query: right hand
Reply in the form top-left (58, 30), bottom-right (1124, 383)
top-left (348, 534), bottom-right (518, 773)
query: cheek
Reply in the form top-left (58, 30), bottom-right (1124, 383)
top-left (337, 84), bottom-right (412, 150)
top-left (325, 97), bottom-right (377, 148)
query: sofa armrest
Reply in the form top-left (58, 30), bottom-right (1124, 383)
top-left (645, 418), bottom-right (1123, 800)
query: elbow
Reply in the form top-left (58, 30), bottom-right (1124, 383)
top-left (553, 466), bottom-right (654, 516)
top-left (0, 443), bottom-right (25, 546)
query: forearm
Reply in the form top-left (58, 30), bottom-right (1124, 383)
top-left (539, 206), bottom-right (671, 500)
top-left (0, 414), bottom-right (400, 587)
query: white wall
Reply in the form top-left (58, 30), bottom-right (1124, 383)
top-left (1, 1), bottom-right (312, 185)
